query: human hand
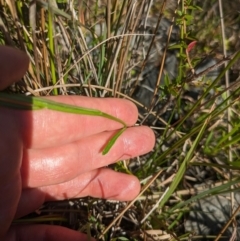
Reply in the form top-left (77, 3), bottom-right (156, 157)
top-left (0, 46), bottom-right (155, 241)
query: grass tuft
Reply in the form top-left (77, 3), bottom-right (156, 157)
top-left (1, 0), bottom-right (240, 240)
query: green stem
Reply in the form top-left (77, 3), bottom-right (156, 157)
top-left (0, 93), bottom-right (127, 154)
top-left (48, 1), bottom-right (58, 95)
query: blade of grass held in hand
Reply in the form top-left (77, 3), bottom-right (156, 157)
top-left (0, 93), bottom-right (127, 154)
top-left (102, 127), bottom-right (127, 155)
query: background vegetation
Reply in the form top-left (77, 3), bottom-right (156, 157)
top-left (1, 0), bottom-right (240, 240)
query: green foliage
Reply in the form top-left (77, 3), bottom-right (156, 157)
top-left (1, 0), bottom-right (240, 240)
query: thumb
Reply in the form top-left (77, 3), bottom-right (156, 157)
top-left (0, 46), bottom-right (29, 90)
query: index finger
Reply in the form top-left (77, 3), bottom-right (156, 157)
top-left (3, 96), bottom-right (138, 149)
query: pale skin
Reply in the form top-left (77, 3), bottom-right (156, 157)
top-left (0, 46), bottom-right (155, 241)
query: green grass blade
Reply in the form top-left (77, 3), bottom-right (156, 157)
top-left (102, 127), bottom-right (127, 155)
top-left (48, 0), bottom-right (58, 95)
top-left (158, 108), bottom-right (211, 209)
top-left (0, 93), bottom-right (127, 126)
top-left (0, 93), bottom-right (127, 154)
top-left (168, 178), bottom-right (240, 214)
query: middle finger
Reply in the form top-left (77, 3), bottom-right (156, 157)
top-left (21, 126), bottom-right (155, 188)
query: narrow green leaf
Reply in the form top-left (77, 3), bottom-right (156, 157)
top-left (217, 123), bottom-right (240, 147)
top-left (0, 93), bottom-right (127, 154)
top-left (168, 178), bottom-right (240, 213)
top-left (48, 1), bottom-right (58, 95)
top-left (102, 127), bottom-right (127, 155)
top-left (158, 111), bottom-right (210, 209)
